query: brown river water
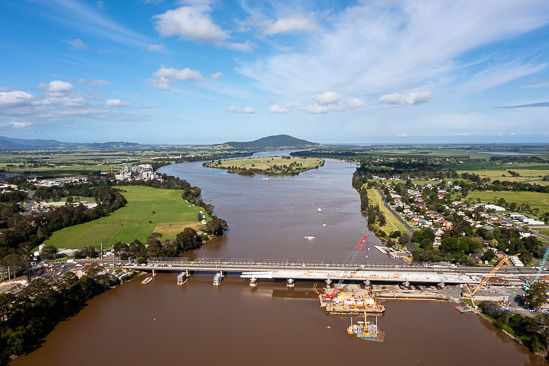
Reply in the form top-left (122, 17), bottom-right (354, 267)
top-left (12, 152), bottom-right (546, 365)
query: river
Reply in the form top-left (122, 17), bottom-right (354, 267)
top-left (12, 153), bottom-right (545, 365)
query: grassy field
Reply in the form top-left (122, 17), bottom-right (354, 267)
top-left (43, 186), bottom-right (206, 249)
top-left (367, 187), bottom-right (408, 236)
top-left (212, 156), bottom-right (323, 170)
top-left (466, 191), bottom-right (549, 214)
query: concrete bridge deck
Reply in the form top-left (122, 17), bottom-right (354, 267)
top-left (127, 257), bottom-right (539, 286)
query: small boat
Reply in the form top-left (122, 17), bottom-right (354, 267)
top-left (305, 235), bottom-right (315, 240)
top-left (213, 272), bottom-right (223, 286)
top-left (177, 270), bottom-right (189, 285)
top-left (318, 208), bottom-right (322, 212)
top-left (141, 276), bottom-right (153, 285)
top-left (263, 177), bottom-right (270, 181)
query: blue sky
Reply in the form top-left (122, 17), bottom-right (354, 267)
top-left (1, 0), bottom-right (549, 144)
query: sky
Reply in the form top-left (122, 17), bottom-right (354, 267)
top-left (1, 0), bottom-right (549, 145)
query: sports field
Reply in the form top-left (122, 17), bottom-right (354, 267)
top-left (43, 186), bottom-right (206, 249)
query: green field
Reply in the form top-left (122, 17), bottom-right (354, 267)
top-left (211, 156), bottom-right (323, 170)
top-left (466, 190), bottom-right (549, 214)
top-left (43, 186), bottom-right (206, 249)
top-left (367, 188), bottom-right (408, 236)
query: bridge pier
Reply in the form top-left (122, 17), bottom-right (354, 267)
top-left (287, 278), bottom-right (294, 288)
top-left (249, 277), bottom-right (257, 287)
top-left (438, 282), bottom-right (445, 289)
top-left (325, 278), bottom-right (332, 287)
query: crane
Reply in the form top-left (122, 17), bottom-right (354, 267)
top-left (464, 253), bottom-right (519, 309)
top-left (523, 242), bottom-right (549, 291)
top-left (322, 235), bottom-right (368, 300)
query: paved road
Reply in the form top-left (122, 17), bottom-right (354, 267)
top-left (22, 190), bottom-right (35, 216)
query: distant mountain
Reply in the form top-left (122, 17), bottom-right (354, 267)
top-left (0, 136), bottom-right (70, 149)
top-left (0, 136), bottom-right (146, 150)
top-left (224, 135), bottom-right (319, 150)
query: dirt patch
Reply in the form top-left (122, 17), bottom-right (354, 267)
top-left (153, 222), bottom-right (202, 239)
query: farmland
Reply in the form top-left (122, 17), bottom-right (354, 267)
top-left (43, 186), bottom-right (206, 249)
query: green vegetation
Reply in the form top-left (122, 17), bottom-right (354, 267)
top-left (203, 156), bottom-right (325, 176)
top-left (0, 269), bottom-right (135, 364)
top-left (466, 190), bottom-right (549, 216)
top-left (478, 298), bottom-right (549, 359)
top-left (367, 188), bottom-right (407, 237)
top-left (43, 186), bottom-right (206, 249)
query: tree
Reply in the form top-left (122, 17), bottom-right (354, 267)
top-left (175, 228), bottom-right (202, 252)
top-left (41, 245), bottom-right (58, 260)
top-left (481, 249), bottom-right (496, 262)
top-left (524, 282), bottom-right (549, 310)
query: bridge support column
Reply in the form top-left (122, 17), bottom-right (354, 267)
top-left (364, 279), bottom-right (371, 287)
top-left (403, 280), bottom-right (410, 288)
top-left (287, 278), bottom-right (294, 288)
top-left (152, 269), bottom-right (156, 276)
top-left (325, 278), bottom-right (332, 287)
top-left (438, 282), bottom-right (445, 289)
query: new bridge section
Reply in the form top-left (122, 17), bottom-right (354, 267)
top-left (127, 257), bottom-right (540, 286)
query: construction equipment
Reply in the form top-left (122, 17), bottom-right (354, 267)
top-left (322, 235), bottom-right (368, 300)
top-left (464, 253), bottom-right (519, 309)
top-left (523, 243), bottom-right (549, 291)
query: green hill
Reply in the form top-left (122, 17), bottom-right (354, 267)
top-left (224, 134), bottom-right (319, 150)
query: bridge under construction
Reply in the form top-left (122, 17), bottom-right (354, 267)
top-left (127, 257), bottom-right (539, 287)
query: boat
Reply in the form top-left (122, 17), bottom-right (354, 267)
top-left (177, 270), bottom-right (189, 285)
top-left (319, 290), bottom-right (385, 314)
top-left (141, 276), bottom-right (153, 284)
top-left (318, 208), bottom-right (322, 212)
top-left (347, 313), bottom-right (384, 342)
top-left (305, 236), bottom-right (315, 240)
top-left (263, 177), bottom-right (270, 181)
top-left (213, 272), bottom-right (223, 286)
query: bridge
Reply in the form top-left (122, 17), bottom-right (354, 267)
top-left (127, 257), bottom-right (539, 287)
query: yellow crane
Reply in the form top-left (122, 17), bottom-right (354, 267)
top-left (463, 253), bottom-right (520, 309)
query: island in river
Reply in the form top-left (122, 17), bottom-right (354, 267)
top-left (202, 155), bottom-right (325, 176)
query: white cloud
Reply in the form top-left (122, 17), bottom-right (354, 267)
top-left (106, 99), bottom-right (128, 107)
top-left (226, 106), bottom-right (256, 114)
top-left (379, 91), bottom-right (433, 105)
top-left (148, 44), bottom-right (164, 52)
top-left (312, 91), bottom-right (341, 106)
top-left (224, 41), bottom-right (254, 52)
top-left (238, 1), bottom-right (549, 106)
top-left (153, 6), bottom-right (228, 44)
top-left (0, 121), bottom-right (32, 129)
top-left (0, 90), bottom-right (34, 106)
top-left (268, 104), bottom-right (288, 113)
top-left (278, 92), bottom-right (364, 114)
top-left (38, 80), bottom-right (74, 93)
top-left (64, 38), bottom-right (88, 50)
top-left (151, 66), bottom-right (206, 90)
top-left (264, 14), bottom-right (317, 35)
top-left (76, 79), bottom-right (110, 86)
top-left (210, 72), bottom-right (223, 80)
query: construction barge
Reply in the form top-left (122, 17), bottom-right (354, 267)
top-left (318, 285), bottom-right (385, 315)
